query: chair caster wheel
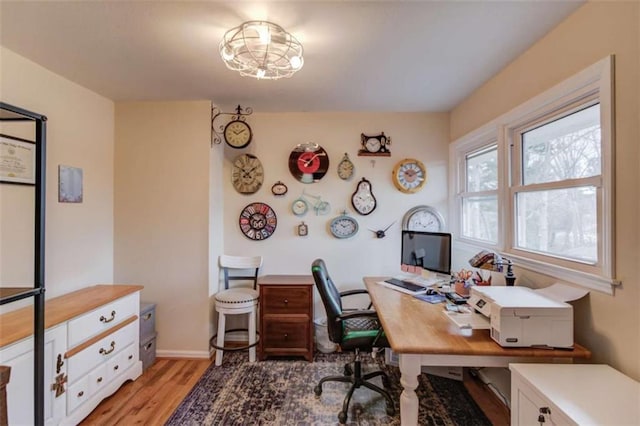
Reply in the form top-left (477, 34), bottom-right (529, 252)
top-left (338, 411), bottom-right (347, 424)
top-left (344, 364), bottom-right (353, 376)
top-left (386, 405), bottom-right (395, 416)
top-left (314, 385), bottom-right (322, 396)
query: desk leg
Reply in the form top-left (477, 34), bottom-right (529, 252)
top-left (398, 354), bottom-right (421, 426)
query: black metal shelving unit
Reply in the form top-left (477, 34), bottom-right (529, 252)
top-left (0, 102), bottom-right (47, 425)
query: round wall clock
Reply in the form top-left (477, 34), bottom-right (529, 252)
top-left (329, 212), bottom-right (359, 239)
top-left (288, 143), bottom-right (330, 184)
top-left (223, 119), bottom-right (252, 149)
top-left (239, 202), bottom-right (277, 240)
top-left (232, 153), bottom-right (264, 194)
top-left (351, 177), bottom-right (377, 215)
top-left (291, 197), bottom-right (309, 216)
top-left (392, 158), bottom-right (427, 193)
top-left (337, 153), bottom-right (355, 180)
top-left (271, 181), bottom-right (288, 196)
top-left (401, 205), bottom-right (445, 232)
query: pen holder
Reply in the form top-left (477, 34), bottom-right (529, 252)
top-left (454, 281), bottom-right (471, 297)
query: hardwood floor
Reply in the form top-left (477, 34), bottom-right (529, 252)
top-left (81, 357), bottom-right (510, 425)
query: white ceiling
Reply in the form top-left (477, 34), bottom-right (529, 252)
top-left (0, 1), bottom-right (584, 112)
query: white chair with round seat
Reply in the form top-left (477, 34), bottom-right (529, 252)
top-left (211, 255), bottom-right (263, 366)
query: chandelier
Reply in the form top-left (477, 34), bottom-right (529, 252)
top-left (219, 21), bottom-right (304, 80)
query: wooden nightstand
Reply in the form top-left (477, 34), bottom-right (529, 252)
top-left (258, 275), bottom-right (314, 361)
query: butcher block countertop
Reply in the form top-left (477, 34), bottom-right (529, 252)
top-left (0, 285), bottom-right (143, 348)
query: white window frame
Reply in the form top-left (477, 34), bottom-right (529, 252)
top-left (451, 56), bottom-right (617, 294)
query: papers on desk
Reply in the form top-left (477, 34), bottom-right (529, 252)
top-left (444, 309), bottom-right (491, 329)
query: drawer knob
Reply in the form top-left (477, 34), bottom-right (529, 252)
top-left (99, 341), bottom-right (116, 355)
top-left (128, 354), bottom-right (133, 360)
top-left (284, 333), bottom-right (288, 340)
top-left (283, 299), bottom-right (288, 304)
top-left (100, 310), bottom-right (116, 323)
top-left (78, 391), bottom-right (84, 398)
top-left (97, 377), bottom-right (103, 383)
top-left (113, 364), bottom-right (119, 371)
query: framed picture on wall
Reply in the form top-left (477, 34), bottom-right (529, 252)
top-left (0, 135), bottom-right (36, 185)
top-left (58, 165), bottom-right (83, 203)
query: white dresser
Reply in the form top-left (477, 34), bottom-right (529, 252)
top-left (510, 363), bottom-right (640, 425)
top-left (0, 285), bottom-right (143, 425)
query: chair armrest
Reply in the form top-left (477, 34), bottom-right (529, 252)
top-left (339, 289), bottom-right (369, 298)
top-left (337, 310), bottom-right (379, 321)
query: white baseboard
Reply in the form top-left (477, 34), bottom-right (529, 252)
top-left (156, 349), bottom-right (211, 359)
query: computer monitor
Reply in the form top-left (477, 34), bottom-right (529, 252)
top-left (401, 230), bottom-right (452, 275)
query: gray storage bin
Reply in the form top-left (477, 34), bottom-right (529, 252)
top-left (140, 332), bottom-right (157, 371)
top-left (140, 302), bottom-right (156, 342)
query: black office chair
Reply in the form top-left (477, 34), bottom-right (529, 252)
top-left (311, 259), bottom-right (395, 424)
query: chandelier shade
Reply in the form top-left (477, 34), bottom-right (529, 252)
top-left (219, 21), bottom-right (304, 80)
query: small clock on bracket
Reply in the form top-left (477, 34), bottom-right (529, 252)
top-left (358, 132), bottom-right (391, 156)
top-left (223, 119), bottom-right (252, 149)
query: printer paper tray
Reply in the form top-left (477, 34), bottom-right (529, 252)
top-left (444, 311), bottom-right (491, 329)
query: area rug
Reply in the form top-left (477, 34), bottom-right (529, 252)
top-left (166, 351), bottom-right (490, 425)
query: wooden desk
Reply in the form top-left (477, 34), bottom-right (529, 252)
top-left (364, 277), bottom-right (591, 426)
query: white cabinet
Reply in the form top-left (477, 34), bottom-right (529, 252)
top-left (0, 324), bottom-right (67, 426)
top-left (0, 285), bottom-right (143, 426)
top-left (510, 363), bottom-right (640, 426)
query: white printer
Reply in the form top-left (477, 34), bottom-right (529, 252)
top-left (467, 286), bottom-right (574, 348)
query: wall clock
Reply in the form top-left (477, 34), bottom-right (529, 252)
top-left (291, 196), bottom-right (309, 216)
top-left (329, 212), bottom-right (359, 239)
top-left (232, 153), bottom-right (264, 194)
top-left (358, 132), bottom-right (391, 156)
top-left (288, 143), bottom-right (330, 184)
top-left (239, 202), bottom-right (277, 240)
top-left (351, 177), bottom-right (377, 215)
top-left (337, 153), bottom-right (355, 180)
top-left (271, 181), bottom-right (288, 196)
top-left (402, 205), bottom-right (445, 232)
top-left (392, 158), bottom-right (427, 193)
top-left (297, 221), bottom-right (308, 236)
top-left (223, 119), bottom-right (252, 149)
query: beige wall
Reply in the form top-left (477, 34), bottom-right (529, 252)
top-left (450, 2), bottom-right (640, 379)
top-left (220, 112), bottom-right (450, 317)
top-left (114, 101), bottom-right (211, 356)
top-left (0, 46), bottom-right (115, 304)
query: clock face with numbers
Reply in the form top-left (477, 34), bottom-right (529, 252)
top-left (223, 119), bottom-right (252, 149)
top-left (351, 177), bottom-right (377, 215)
top-left (239, 202), bottom-right (277, 240)
top-left (392, 158), bottom-right (427, 193)
top-left (329, 213), bottom-right (359, 239)
top-left (232, 153), bottom-right (264, 194)
top-left (402, 205), bottom-right (445, 232)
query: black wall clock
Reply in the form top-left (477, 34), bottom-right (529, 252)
top-left (288, 143), bottom-right (330, 184)
top-left (224, 119), bottom-right (252, 149)
top-left (239, 202), bottom-right (277, 240)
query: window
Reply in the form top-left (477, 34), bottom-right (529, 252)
top-left (451, 56), bottom-right (615, 294)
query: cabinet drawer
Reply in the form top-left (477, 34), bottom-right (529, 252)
top-left (263, 319), bottom-right (310, 348)
top-left (67, 318), bottom-right (138, 381)
top-left (88, 363), bottom-right (108, 396)
top-left (261, 287), bottom-right (310, 314)
top-left (68, 293), bottom-right (139, 347)
top-left (67, 374), bottom-right (90, 413)
top-left (106, 342), bottom-right (138, 383)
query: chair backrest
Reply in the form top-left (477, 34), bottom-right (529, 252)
top-left (311, 259), bottom-right (344, 344)
top-left (219, 255), bottom-right (263, 290)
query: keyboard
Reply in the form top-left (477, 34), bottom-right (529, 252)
top-left (383, 278), bottom-right (427, 294)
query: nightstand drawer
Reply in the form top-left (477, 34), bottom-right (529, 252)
top-left (263, 319), bottom-right (310, 349)
top-left (262, 286), bottom-right (310, 314)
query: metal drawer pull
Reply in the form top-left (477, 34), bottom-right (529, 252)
top-left (99, 341), bottom-right (116, 355)
top-left (283, 299), bottom-right (288, 304)
top-left (97, 377), bottom-right (103, 383)
top-left (100, 310), bottom-right (116, 323)
top-left (78, 391), bottom-right (84, 398)
top-left (143, 312), bottom-right (153, 320)
top-left (113, 364), bottom-right (119, 371)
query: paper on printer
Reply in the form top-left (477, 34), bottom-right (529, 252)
top-left (462, 284), bottom-right (587, 348)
